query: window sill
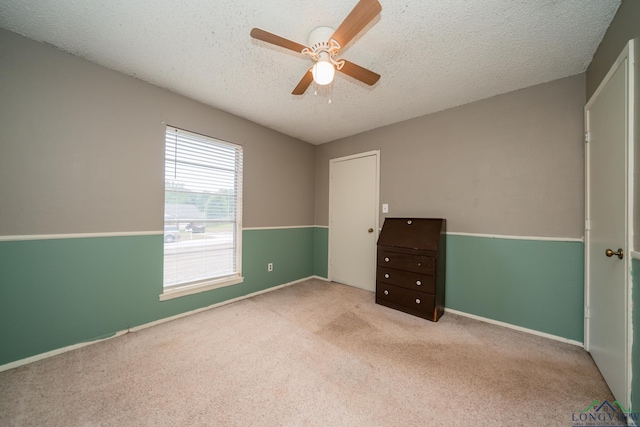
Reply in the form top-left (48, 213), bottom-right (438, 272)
top-left (159, 275), bottom-right (244, 301)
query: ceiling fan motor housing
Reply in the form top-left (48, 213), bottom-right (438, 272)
top-left (308, 26), bottom-right (336, 55)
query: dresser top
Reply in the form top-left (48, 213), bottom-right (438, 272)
top-left (377, 218), bottom-right (445, 252)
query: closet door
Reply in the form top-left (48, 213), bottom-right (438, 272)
top-left (584, 40), bottom-right (634, 409)
top-left (329, 151), bottom-right (379, 292)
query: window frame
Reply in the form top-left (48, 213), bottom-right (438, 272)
top-left (160, 126), bottom-right (243, 301)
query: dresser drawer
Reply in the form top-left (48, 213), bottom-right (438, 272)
top-left (377, 250), bottom-right (435, 275)
top-left (376, 267), bottom-right (436, 294)
top-left (375, 282), bottom-right (436, 320)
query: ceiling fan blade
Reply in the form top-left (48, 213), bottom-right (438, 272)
top-left (331, 0), bottom-right (382, 49)
top-left (292, 69), bottom-right (314, 95)
top-left (339, 60), bottom-right (380, 85)
top-left (250, 28), bottom-right (308, 53)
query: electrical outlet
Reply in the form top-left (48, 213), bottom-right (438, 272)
top-left (267, 263), bottom-right (273, 272)
top-left (382, 204), bottom-right (389, 213)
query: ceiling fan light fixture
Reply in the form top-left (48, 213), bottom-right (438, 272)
top-left (312, 60), bottom-right (335, 85)
top-left (250, 0), bottom-right (382, 95)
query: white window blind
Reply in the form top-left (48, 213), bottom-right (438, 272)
top-left (163, 126), bottom-right (243, 290)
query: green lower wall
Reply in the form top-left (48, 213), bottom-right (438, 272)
top-left (445, 235), bottom-right (584, 342)
top-left (0, 228), bottom-right (314, 366)
top-left (242, 228), bottom-right (314, 290)
top-left (314, 227), bottom-right (328, 278)
top-left (0, 229), bottom-right (590, 368)
top-left (632, 259), bottom-right (640, 413)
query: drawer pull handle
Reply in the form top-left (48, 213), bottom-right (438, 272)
top-left (384, 273), bottom-right (390, 279)
top-left (407, 220), bottom-right (412, 225)
top-left (417, 262), bottom-right (422, 267)
top-left (384, 290), bottom-right (389, 296)
top-left (416, 280), bottom-right (422, 286)
top-left (415, 298), bottom-right (421, 304)
top-left (384, 257), bottom-right (390, 262)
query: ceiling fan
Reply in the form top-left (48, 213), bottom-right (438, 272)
top-left (250, 0), bottom-right (382, 95)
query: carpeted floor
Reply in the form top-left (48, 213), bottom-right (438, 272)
top-left (0, 279), bottom-right (612, 426)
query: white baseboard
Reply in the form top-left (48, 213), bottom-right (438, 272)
top-left (0, 276), bottom-right (315, 373)
top-left (445, 308), bottom-right (584, 347)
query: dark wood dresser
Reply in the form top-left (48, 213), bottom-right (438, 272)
top-left (375, 218), bottom-right (446, 322)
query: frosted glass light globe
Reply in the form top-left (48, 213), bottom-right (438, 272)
top-left (312, 61), bottom-right (335, 85)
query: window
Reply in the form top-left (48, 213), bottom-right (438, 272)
top-left (161, 126), bottom-right (243, 299)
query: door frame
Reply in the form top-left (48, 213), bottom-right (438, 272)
top-left (328, 150), bottom-right (380, 284)
top-left (584, 38), bottom-right (635, 409)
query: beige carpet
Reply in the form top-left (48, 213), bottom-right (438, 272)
top-left (0, 279), bottom-right (612, 426)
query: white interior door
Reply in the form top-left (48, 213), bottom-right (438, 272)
top-left (585, 40), bottom-right (634, 408)
top-left (329, 151), bottom-right (379, 292)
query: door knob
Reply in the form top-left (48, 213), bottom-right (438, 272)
top-left (368, 228), bottom-right (374, 233)
top-left (605, 248), bottom-right (624, 259)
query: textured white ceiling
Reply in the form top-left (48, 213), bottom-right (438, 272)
top-left (0, 0), bottom-right (620, 145)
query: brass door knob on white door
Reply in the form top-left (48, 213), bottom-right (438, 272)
top-left (368, 228), bottom-right (374, 233)
top-left (605, 248), bottom-right (624, 259)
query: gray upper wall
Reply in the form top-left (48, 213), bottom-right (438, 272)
top-left (315, 74), bottom-right (586, 239)
top-left (0, 28), bottom-right (315, 235)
